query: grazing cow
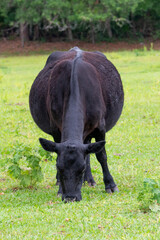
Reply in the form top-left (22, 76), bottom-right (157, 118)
top-left (29, 47), bottom-right (124, 202)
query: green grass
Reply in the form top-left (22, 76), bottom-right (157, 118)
top-left (0, 49), bottom-right (160, 239)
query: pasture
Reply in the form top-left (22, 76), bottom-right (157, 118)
top-left (0, 49), bottom-right (159, 239)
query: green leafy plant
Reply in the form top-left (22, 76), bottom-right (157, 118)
top-left (138, 178), bottom-right (160, 212)
top-left (8, 144), bottom-right (52, 187)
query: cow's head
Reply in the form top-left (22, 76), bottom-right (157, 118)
top-left (39, 138), bottom-right (105, 202)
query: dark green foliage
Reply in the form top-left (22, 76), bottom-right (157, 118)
top-left (7, 144), bottom-right (52, 187)
top-left (0, 0), bottom-right (160, 41)
top-left (132, 0), bottom-right (160, 38)
top-left (138, 178), bottom-right (160, 212)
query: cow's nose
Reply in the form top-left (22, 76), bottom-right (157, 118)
top-left (64, 196), bottom-right (76, 203)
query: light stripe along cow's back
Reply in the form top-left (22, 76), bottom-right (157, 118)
top-left (29, 47), bottom-right (124, 202)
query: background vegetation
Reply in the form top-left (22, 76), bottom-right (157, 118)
top-left (0, 48), bottom-right (159, 239)
top-left (0, 0), bottom-right (160, 46)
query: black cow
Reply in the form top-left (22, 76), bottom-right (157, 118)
top-left (29, 47), bottom-right (124, 202)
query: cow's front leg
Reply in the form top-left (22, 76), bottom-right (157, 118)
top-left (95, 130), bottom-right (118, 193)
top-left (84, 154), bottom-right (96, 186)
top-left (96, 148), bottom-right (118, 193)
top-left (56, 171), bottom-right (63, 196)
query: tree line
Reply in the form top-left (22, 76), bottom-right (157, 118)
top-left (0, 0), bottom-right (160, 46)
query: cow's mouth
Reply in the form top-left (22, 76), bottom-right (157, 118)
top-left (64, 196), bottom-right (77, 203)
top-left (63, 193), bottom-right (82, 203)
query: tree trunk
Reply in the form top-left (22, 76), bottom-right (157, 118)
top-left (33, 24), bottom-right (40, 41)
top-left (105, 19), bottom-right (112, 38)
top-left (66, 21), bottom-right (73, 41)
top-left (91, 23), bottom-right (95, 44)
top-left (20, 22), bottom-right (29, 47)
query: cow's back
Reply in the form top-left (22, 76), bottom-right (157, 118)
top-left (29, 49), bottom-right (124, 137)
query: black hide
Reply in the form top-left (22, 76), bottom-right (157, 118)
top-left (29, 47), bottom-right (124, 202)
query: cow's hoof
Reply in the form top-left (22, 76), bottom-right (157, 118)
top-left (106, 186), bottom-right (119, 193)
top-left (84, 176), bottom-right (96, 187)
top-left (88, 181), bottom-right (96, 187)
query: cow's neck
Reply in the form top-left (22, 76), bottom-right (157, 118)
top-left (61, 54), bottom-right (84, 143)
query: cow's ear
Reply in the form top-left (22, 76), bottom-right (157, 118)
top-left (85, 141), bottom-right (106, 154)
top-left (39, 138), bottom-right (60, 153)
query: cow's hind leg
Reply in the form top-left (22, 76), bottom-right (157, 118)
top-left (95, 132), bottom-right (119, 193)
top-left (56, 171), bottom-right (60, 185)
top-left (57, 168), bottom-right (63, 196)
top-left (84, 137), bottom-right (96, 186)
top-left (51, 132), bottom-right (63, 195)
top-left (84, 154), bottom-right (96, 186)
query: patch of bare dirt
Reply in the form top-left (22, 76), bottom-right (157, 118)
top-left (0, 38), bottom-right (160, 55)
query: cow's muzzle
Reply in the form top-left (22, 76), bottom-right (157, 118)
top-left (63, 193), bottom-right (82, 203)
top-left (64, 196), bottom-right (77, 203)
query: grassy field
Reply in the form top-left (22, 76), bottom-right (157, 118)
top-left (0, 49), bottom-right (159, 239)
